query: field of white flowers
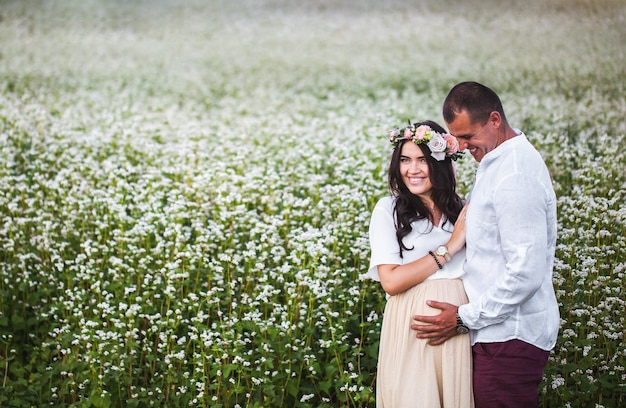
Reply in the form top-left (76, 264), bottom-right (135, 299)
top-left (1, 0), bottom-right (624, 406)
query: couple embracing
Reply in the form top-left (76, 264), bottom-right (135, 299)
top-left (367, 81), bottom-right (560, 408)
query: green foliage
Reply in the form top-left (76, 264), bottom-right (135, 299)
top-left (0, 0), bottom-right (625, 407)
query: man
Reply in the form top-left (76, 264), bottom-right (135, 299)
top-left (411, 81), bottom-right (560, 407)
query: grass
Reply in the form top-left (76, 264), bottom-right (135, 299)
top-left (0, 0), bottom-right (625, 406)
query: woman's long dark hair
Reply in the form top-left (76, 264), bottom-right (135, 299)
top-left (388, 120), bottom-right (463, 257)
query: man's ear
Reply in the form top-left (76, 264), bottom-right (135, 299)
top-left (489, 111), bottom-right (501, 128)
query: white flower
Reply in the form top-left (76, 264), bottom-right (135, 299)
top-left (300, 394), bottom-right (315, 402)
top-left (427, 134), bottom-right (448, 161)
top-left (551, 376), bottom-right (565, 389)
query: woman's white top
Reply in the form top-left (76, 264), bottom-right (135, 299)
top-left (367, 196), bottom-right (466, 282)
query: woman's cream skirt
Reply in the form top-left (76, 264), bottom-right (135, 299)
top-left (376, 278), bottom-right (474, 408)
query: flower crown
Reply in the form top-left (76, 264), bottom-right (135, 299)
top-left (389, 122), bottom-right (463, 161)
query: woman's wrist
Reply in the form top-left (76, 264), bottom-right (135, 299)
top-left (428, 251), bottom-right (443, 269)
top-left (435, 245), bottom-right (452, 263)
top-left (445, 241), bottom-right (462, 257)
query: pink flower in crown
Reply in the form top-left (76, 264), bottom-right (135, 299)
top-left (414, 125), bottom-right (430, 141)
top-left (444, 134), bottom-right (459, 154)
top-left (403, 127), bottom-right (413, 139)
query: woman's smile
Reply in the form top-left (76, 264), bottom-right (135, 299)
top-left (407, 176), bottom-right (427, 185)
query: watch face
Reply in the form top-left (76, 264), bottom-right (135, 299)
top-left (437, 245), bottom-right (451, 261)
top-left (456, 325), bottom-right (469, 335)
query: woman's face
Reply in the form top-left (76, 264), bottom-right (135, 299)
top-left (399, 141), bottom-right (433, 199)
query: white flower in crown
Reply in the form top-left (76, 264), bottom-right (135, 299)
top-left (427, 133), bottom-right (448, 161)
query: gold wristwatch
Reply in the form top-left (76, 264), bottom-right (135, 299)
top-left (436, 245), bottom-right (452, 262)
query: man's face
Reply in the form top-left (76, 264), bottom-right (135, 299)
top-left (445, 111), bottom-right (499, 162)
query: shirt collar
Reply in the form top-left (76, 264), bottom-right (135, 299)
top-left (478, 129), bottom-right (525, 168)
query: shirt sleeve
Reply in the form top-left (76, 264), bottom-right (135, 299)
top-left (367, 197), bottom-right (402, 281)
top-left (459, 173), bottom-right (552, 328)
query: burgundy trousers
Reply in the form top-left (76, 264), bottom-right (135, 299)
top-left (472, 339), bottom-right (550, 408)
